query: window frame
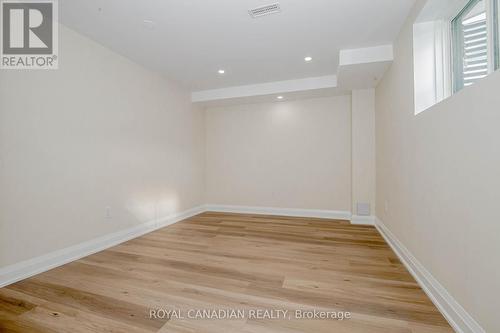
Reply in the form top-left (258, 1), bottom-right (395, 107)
top-left (494, 0), bottom-right (499, 69)
top-left (412, 0), bottom-right (500, 115)
top-left (451, 0), bottom-right (500, 93)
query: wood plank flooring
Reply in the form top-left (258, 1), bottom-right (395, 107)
top-left (0, 212), bottom-right (453, 333)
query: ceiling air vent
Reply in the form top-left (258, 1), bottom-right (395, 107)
top-left (248, 3), bottom-right (281, 18)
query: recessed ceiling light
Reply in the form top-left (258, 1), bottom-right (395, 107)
top-left (304, 56), bottom-right (313, 62)
top-left (277, 96), bottom-right (284, 100)
top-left (218, 69), bottom-right (225, 74)
top-left (142, 20), bottom-right (155, 30)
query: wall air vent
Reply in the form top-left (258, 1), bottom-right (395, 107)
top-left (249, 3), bottom-right (281, 18)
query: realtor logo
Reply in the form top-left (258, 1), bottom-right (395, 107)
top-left (1, 0), bottom-right (58, 69)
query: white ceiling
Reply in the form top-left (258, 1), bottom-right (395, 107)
top-left (60, 0), bottom-right (415, 91)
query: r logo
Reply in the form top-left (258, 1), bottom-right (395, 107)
top-left (2, 2), bottom-right (53, 54)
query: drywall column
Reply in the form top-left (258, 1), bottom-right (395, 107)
top-left (351, 89), bottom-right (376, 223)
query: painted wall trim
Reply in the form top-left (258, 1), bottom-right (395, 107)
top-left (0, 205), bottom-right (206, 288)
top-left (191, 75), bottom-right (338, 103)
top-left (205, 204), bottom-right (352, 220)
top-left (351, 215), bottom-right (376, 226)
top-left (375, 218), bottom-right (485, 333)
top-left (339, 44), bottom-right (394, 66)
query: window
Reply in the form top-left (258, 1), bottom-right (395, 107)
top-left (452, 0), bottom-right (500, 92)
top-left (413, 0), bottom-right (500, 114)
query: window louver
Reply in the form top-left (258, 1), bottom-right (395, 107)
top-left (462, 13), bottom-right (488, 87)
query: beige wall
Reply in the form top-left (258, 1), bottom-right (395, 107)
top-left (0, 25), bottom-right (206, 267)
top-left (205, 96), bottom-right (352, 212)
top-left (351, 89), bottom-right (376, 216)
top-left (375, 1), bottom-right (500, 331)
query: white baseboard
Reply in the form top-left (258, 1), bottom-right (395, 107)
top-left (375, 218), bottom-right (485, 333)
top-left (204, 204), bottom-right (352, 220)
top-left (0, 204), bottom-right (353, 288)
top-left (9, 196), bottom-right (475, 333)
top-left (350, 215), bottom-right (376, 226)
top-left (1, 206), bottom-right (483, 333)
top-left (0, 205), bottom-right (205, 288)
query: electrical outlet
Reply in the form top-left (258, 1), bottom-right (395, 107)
top-left (384, 200), bottom-right (389, 214)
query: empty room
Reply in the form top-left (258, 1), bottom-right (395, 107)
top-left (0, 0), bottom-right (499, 332)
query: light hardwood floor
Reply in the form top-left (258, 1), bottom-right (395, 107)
top-left (0, 212), bottom-right (453, 333)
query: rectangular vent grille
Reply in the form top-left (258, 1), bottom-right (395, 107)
top-left (249, 3), bottom-right (281, 18)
